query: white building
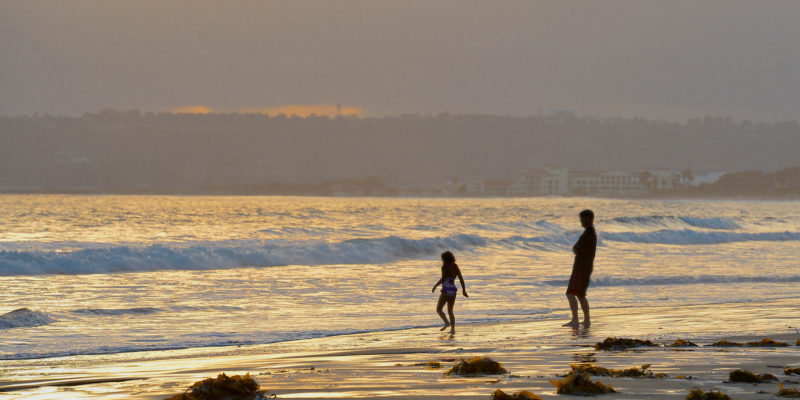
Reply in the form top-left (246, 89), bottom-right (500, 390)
top-left (511, 167), bottom-right (569, 195)
top-left (569, 170), bottom-right (645, 195)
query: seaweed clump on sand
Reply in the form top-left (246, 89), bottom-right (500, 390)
top-left (686, 388), bottom-right (732, 400)
top-left (785, 367), bottom-right (800, 376)
top-left (418, 361), bottom-right (442, 369)
top-left (746, 338), bottom-right (789, 347)
top-left (445, 357), bottom-right (507, 376)
top-left (594, 337), bottom-right (659, 351)
top-left (570, 363), bottom-right (667, 378)
top-left (710, 340), bottom-right (744, 347)
top-left (670, 339), bottom-right (698, 347)
top-left (777, 383), bottom-right (800, 398)
top-left (796, 338), bottom-right (800, 346)
top-left (164, 373), bottom-right (272, 400)
top-left (491, 389), bottom-right (541, 400)
top-left (728, 369), bottom-right (778, 384)
top-left (550, 372), bottom-right (615, 395)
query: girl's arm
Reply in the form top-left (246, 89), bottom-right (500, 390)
top-left (456, 267), bottom-right (468, 297)
top-left (432, 276), bottom-right (445, 293)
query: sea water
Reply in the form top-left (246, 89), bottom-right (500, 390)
top-left (0, 195), bottom-right (798, 360)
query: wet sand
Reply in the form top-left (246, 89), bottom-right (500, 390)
top-left (2, 301), bottom-right (799, 399)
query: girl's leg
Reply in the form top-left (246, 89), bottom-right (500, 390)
top-left (436, 293), bottom-right (450, 330)
top-left (446, 295), bottom-right (456, 333)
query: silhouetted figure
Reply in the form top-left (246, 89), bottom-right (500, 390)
top-left (563, 209), bottom-right (596, 328)
top-left (432, 251), bottom-right (468, 333)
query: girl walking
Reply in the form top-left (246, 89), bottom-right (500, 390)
top-left (431, 251), bottom-right (468, 333)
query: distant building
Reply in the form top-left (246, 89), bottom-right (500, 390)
top-left (569, 170), bottom-right (645, 195)
top-left (466, 180), bottom-right (512, 195)
top-left (510, 167), bottom-right (569, 195)
top-left (647, 169), bottom-right (682, 191)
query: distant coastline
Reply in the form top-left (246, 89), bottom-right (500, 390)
top-left (2, 111), bottom-right (798, 198)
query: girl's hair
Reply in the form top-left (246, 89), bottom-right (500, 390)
top-left (441, 251), bottom-right (455, 264)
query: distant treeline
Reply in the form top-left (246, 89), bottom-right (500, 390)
top-left (1, 110), bottom-right (798, 195)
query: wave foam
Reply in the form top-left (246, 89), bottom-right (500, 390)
top-left (0, 234), bottom-right (487, 276)
top-left (0, 308), bottom-right (53, 329)
top-left (71, 307), bottom-right (161, 316)
top-left (603, 229), bottom-right (800, 245)
top-left (610, 216), bottom-right (740, 230)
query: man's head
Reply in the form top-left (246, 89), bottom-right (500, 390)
top-left (579, 209), bottom-right (594, 228)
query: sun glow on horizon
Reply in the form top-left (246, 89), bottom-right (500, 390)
top-left (169, 104), bottom-right (363, 117)
top-left (171, 105), bottom-right (212, 114)
top-left (240, 104), bottom-right (363, 117)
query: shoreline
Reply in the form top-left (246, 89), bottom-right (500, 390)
top-left (2, 300), bottom-right (799, 399)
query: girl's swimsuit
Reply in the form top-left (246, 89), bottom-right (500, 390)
top-left (441, 277), bottom-right (457, 296)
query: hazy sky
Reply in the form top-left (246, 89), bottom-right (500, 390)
top-left (2, 1), bottom-right (800, 121)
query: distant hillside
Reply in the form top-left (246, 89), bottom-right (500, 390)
top-left (1, 110), bottom-right (798, 193)
top-left (660, 167), bottom-right (800, 199)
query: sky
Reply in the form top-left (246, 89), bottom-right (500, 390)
top-left (2, 0), bottom-right (800, 121)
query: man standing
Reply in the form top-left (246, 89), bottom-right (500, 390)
top-left (563, 209), bottom-right (596, 328)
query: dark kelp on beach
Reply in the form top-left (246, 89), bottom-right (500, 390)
top-left (687, 388), bottom-right (732, 400)
top-left (710, 338), bottom-right (789, 347)
top-left (550, 372), bottom-right (615, 395)
top-left (786, 368), bottom-right (800, 376)
top-left (569, 363), bottom-right (667, 378)
top-left (709, 340), bottom-right (744, 347)
top-left (594, 337), bottom-right (659, 351)
top-left (727, 369), bottom-right (778, 384)
top-left (164, 373), bottom-right (273, 400)
top-left (491, 389), bottom-right (542, 400)
top-left (670, 339), bottom-right (699, 347)
top-left (746, 338), bottom-right (789, 347)
top-left (445, 357), bottom-right (507, 376)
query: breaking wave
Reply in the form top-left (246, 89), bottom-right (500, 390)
top-left (71, 307), bottom-right (161, 316)
top-left (0, 308), bottom-right (53, 329)
top-left (0, 234), bottom-right (488, 276)
top-left (609, 216), bottom-right (741, 230)
top-left (602, 229), bottom-right (800, 244)
top-left (2, 228), bottom-right (797, 276)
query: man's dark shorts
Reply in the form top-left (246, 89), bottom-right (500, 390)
top-left (566, 271), bottom-right (590, 296)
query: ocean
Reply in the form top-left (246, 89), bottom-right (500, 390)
top-left (1, 195), bottom-right (798, 361)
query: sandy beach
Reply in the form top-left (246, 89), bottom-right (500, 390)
top-left (2, 300), bottom-right (799, 399)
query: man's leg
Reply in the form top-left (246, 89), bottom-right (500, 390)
top-left (577, 295), bottom-right (590, 328)
top-left (562, 293), bottom-right (579, 327)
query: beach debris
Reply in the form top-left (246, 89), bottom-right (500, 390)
top-left (727, 369), bottom-right (778, 384)
top-left (796, 339), bottom-right (800, 346)
top-left (786, 368), bottom-right (800, 376)
top-left (550, 372), bottom-right (615, 395)
top-left (676, 375), bottom-right (695, 380)
top-left (422, 361), bottom-right (442, 369)
top-left (709, 340), bottom-right (744, 347)
top-left (491, 389), bottom-right (542, 400)
top-left (746, 338), bottom-right (789, 347)
top-left (445, 357), bottom-right (508, 376)
top-left (686, 388), bottom-right (732, 400)
top-left (569, 363), bottom-right (667, 378)
top-left (670, 339), bottom-right (698, 347)
top-left (594, 337), bottom-right (659, 350)
top-left (164, 373), bottom-right (273, 400)
top-left (777, 383), bottom-right (800, 397)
